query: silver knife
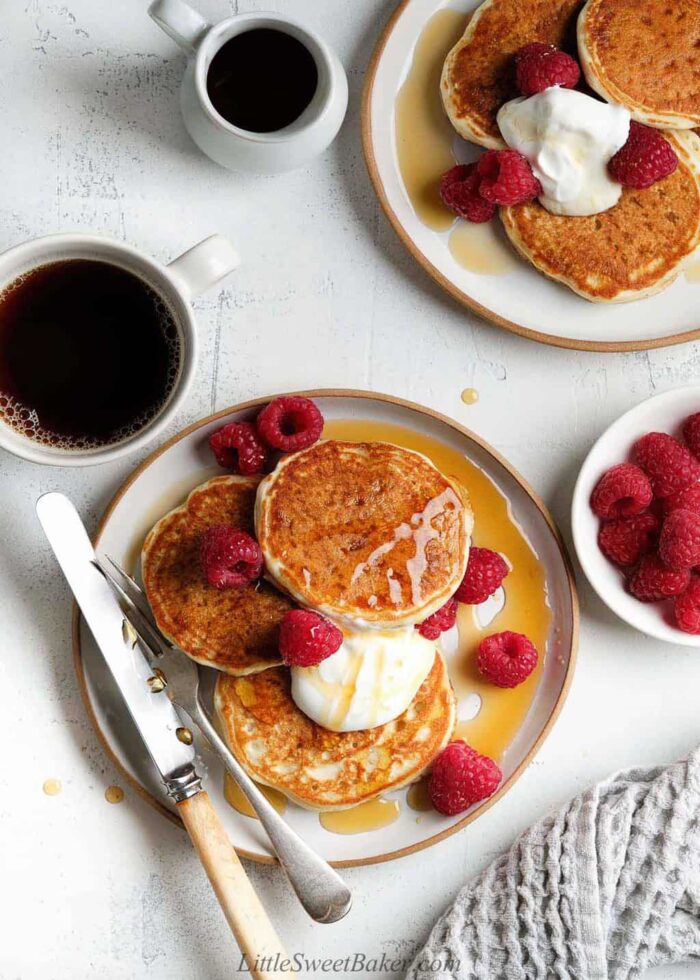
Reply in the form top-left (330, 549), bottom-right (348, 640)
top-left (36, 492), bottom-right (294, 979)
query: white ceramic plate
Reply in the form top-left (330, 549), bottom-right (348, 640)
top-left (572, 386), bottom-right (700, 647)
top-left (74, 391), bottom-right (577, 866)
top-left (362, 0), bottom-right (700, 352)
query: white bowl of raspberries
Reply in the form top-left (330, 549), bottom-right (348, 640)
top-left (572, 386), bottom-right (700, 646)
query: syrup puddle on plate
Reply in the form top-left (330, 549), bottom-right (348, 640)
top-left (448, 221), bottom-right (519, 276)
top-left (223, 772), bottom-right (288, 818)
top-left (685, 259), bottom-right (700, 283)
top-left (313, 420), bottom-right (553, 832)
top-left (319, 798), bottom-right (400, 835)
top-left (394, 8), bottom-right (517, 277)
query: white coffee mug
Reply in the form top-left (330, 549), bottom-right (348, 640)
top-left (0, 233), bottom-right (239, 467)
top-left (148, 0), bottom-right (348, 174)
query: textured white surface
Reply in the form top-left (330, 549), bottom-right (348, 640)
top-left (1, 1), bottom-right (700, 978)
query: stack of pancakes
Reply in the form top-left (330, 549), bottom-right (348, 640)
top-left (440, 0), bottom-right (700, 301)
top-left (143, 440), bottom-right (473, 811)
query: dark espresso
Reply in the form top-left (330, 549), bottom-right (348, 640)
top-left (0, 260), bottom-right (180, 450)
top-left (206, 29), bottom-right (318, 133)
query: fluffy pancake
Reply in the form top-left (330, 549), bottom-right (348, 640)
top-left (500, 131), bottom-right (700, 302)
top-left (441, 0), bottom-right (582, 148)
top-left (142, 475), bottom-right (294, 675)
top-left (255, 440), bottom-right (473, 629)
top-left (578, 0), bottom-right (700, 130)
top-left (214, 653), bottom-right (456, 810)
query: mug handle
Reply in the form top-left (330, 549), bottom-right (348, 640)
top-left (148, 0), bottom-right (209, 54)
top-left (167, 235), bottom-right (240, 299)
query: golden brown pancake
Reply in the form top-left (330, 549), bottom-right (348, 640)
top-left (441, 0), bottom-right (582, 148)
top-left (142, 476), bottom-right (294, 675)
top-left (578, 0), bottom-right (700, 130)
top-left (500, 131), bottom-right (700, 302)
top-left (214, 654), bottom-right (456, 810)
top-left (255, 441), bottom-right (473, 629)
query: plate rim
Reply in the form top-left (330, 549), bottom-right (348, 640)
top-left (72, 388), bottom-right (580, 867)
top-left (360, 0), bottom-right (700, 354)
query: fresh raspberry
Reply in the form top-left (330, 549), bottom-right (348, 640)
top-left (455, 547), bottom-right (509, 604)
top-left (628, 553), bottom-right (690, 602)
top-left (633, 432), bottom-right (700, 497)
top-left (663, 483), bottom-right (700, 517)
top-left (256, 396), bottom-right (324, 453)
top-left (209, 421), bottom-right (268, 474)
top-left (428, 741), bottom-right (502, 815)
top-left (440, 164), bottom-right (496, 223)
top-left (590, 463), bottom-right (653, 519)
top-left (597, 512), bottom-right (659, 567)
top-left (674, 577), bottom-right (700, 634)
top-left (658, 509), bottom-right (700, 570)
top-left (682, 412), bottom-right (700, 458)
top-left (514, 43), bottom-right (580, 97)
top-left (476, 631), bottom-right (539, 688)
top-left (200, 524), bottom-right (263, 589)
top-left (476, 150), bottom-right (542, 206)
top-left (608, 121), bottom-right (678, 189)
top-left (416, 597), bottom-right (458, 640)
top-left (279, 609), bottom-right (343, 667)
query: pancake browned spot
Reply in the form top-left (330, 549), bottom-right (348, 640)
top-left (255, 441), bottom-right (473, 629)
top-left (500, 131), bottom-right (700, 302)
top-left (214, 654), bottom-right (456, 810)
top-left (142, 475), bottom-right (294, 675)
top-left (441, 0), bottom-right (583, 148)
top-left (579, 0), bottom-right (700, 130)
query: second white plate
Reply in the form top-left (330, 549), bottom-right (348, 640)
top-left (362, 0), bottom-right (700, 351)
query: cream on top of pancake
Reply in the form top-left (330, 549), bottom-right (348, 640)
top-left (291, 628), bottom-right (436, 733)
top-left (497, 87), bottom-right (630, 216)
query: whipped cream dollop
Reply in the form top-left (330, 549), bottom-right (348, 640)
top-left (497, 87), bottom-right (631, 216)
top-left (291, 628), bottom-right (435, 733)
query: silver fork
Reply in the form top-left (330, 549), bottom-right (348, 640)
top-left (94, 555), bottom-right (352, 925)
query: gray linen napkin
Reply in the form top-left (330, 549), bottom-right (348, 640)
top-left (407, 749), bottom-right (700, 979)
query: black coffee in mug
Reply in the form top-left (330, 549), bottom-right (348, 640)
top-left (206, 28), bottom-right (318, 133)
top-left (0, 260), bottom-right (181, 450)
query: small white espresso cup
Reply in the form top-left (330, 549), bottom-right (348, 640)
top-left (0, 233), bottom-right (239, 467)
top-left (148, 0), bottom-right (348, 174)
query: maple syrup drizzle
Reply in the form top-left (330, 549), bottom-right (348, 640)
top-left (395, 8), bottom-right (464, 231)
top-left (223, 772), bottom-right (288, 819)
top-left (319, 798), bottom-right (400, 835)
top-left (317, 419), bottom-right (551, 832)
top-left (395, 8), bottom-right (516, 276)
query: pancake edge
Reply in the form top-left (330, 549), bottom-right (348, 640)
top-left (577, 0), bottom-right (700, 130)
top-left (142, 474), bottom-right (284, 676)
top-left (440, 0), bottom-right (507, 150)
top-left (255, 440), bottom-right (473, 630)
top-left (499, 130), bottom-right (700, 303)
top-left (213, 653), bottom-right (457, 812)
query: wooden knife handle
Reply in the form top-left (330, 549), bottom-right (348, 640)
top-left (177, 791), bottom-right (293, 979)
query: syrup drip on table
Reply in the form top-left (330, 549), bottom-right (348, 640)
top-left (394, 9), bottom-right (516, 276)
top-left (42, 778), bottom-right (62, 797)
top-left (461, 387), bottom-right (479, 405)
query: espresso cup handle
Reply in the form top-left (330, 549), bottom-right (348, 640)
top-left (148, 0), bottom-right (209, 54)
top-left (167, 235), bottom-right (240, 300)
